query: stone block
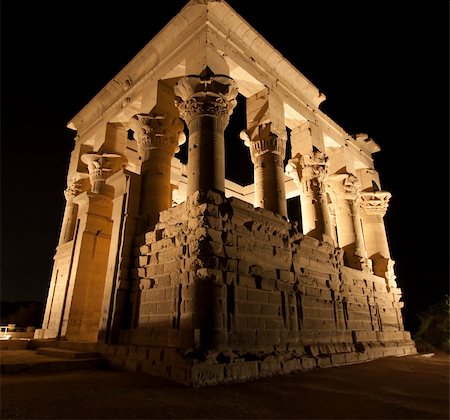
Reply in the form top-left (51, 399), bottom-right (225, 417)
top-left (331, 353), bottom-right (346, 365)
top-left (259, 359), bottom-right (282, 376)
top-left (233, 315), bottom-right (247, 330)
top-left (237, 261), bottom-right (251, 276)
top-left (151, 329), bottom-right (170, 346)
top-left (245, 316), bottom-right (261, 329)
top-left (230, 330), bottom-right (256, 347)
top-left (282, 358), bottom-right (302, 373)
top-left (148, 347), bottom-right (163, 362)
top-left (116, 346), bottom-right (130, 358)
top-left (300, 356), bottom-right (317, 370)
top-left (248, 289), bottom-right (269, 304)
top-left (217, 258), bottom-right (237, 272)
top-left (261, 304), bottom-right (279, 317)
top-left (238, 275), bottom-right (255, 288)
top-left (140, 302), bottom-right (157, 315)
top-left (195, 268), bottom-right (223, 283)
top-left (237, 301), bottom-right (261, 316)
top-left (191, 364), bottom-right (225, 387)
top-left (256, 329), bottom-right (280, 346)
top-left (225, 361), bottom-right (259, 381)
top-left (141, 361), bottom-right (165, 377)
top-left (170, 366), bottom-right (190, 385)
top-left (125, 359), bottom-right (141, 372)
top-left (263, 317), bottom-right (283, 330)
top-left (107, 356), bottom-right (126, 370)
top-left (146, 264), bottom-right (165, 277)
top-left (268, 292), bottom-right (281, 305)
top-left (224, 245), bottom-right (238, 259)
top-left (178, 329), bottom-right (195, 348)
top-left (260, 277), bottom-right (276, 291)
top-left (145, 231), bottom-right (156, 243)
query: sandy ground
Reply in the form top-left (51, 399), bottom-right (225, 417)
top-left (1, 353), bottom-right (448, 419)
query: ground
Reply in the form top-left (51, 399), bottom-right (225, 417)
top-left (1, 353), bottom-right (448, 419)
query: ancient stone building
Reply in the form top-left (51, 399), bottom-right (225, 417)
top-left (36, 0), bottom-right (416, 386)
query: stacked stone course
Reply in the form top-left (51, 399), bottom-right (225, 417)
top-left (106, 190), bottom-right (415, 386)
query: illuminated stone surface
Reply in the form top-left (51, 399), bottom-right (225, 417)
top-left (36, 0), bottom-right (415, 385)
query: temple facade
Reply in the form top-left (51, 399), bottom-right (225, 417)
top-left (36, 0), bottom-right (416, 386)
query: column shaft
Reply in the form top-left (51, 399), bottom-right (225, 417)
top-left (351, 200), bottom-right (369, 260)
top-left (299, 179), bottom-right (325, 239)
top-left (330, 174), bottom-right (370, 270)
top-left (320, 191), bottom-right (336, 242)
top-left (141, 149), bottom-right (174, 228)
top-left (59, 201), bottom-right (76, 244)
top-left (59, 180), bottom-right (82, 244)
top-left (175, 71), bottom-right (238, 196)
top-left (361, 213), bottom-right (390, 259)
top-left (359, 191), bottom-right (392, 277)
top-left (186, 115), bottom-right (226, 195)
top-left (242, 88), bottom-right (288, 217)
top-left (253, 142), bottom-right (287, 216)
top-left (131, 113), bottom-right (184, 230)
top-left (286, 151), bottom-right (330, 241)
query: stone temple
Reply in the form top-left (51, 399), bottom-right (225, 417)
top-left (35, 0), bottom-right (416, 386)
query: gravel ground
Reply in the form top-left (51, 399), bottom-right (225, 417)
top-left (1, 353), bottom-right (448, 419)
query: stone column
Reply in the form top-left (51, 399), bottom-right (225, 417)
top-left (240, 88), bottom-right (288, 217)
top-left (331, 174), bottom-right (372, 271)
top-left (58, 179), bottom-right (81, 244)
top-left (130, 113), bottom-right (184, 229)
top-left (174, 70), bottom-right (238, 195)
top-left (286, 150), bottom-right (334, 242)
top-left (241, 123), bottom-right (288, 217)
top-left (81, 153), bottom-right (123, 194)
top-left (358, 191), bottom-right (392, 277)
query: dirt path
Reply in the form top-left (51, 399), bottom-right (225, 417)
top-left (2, 353), bottom-right (448, 419)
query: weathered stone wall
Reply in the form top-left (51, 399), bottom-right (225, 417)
top-left (119, 190), bottom-right (414, 385)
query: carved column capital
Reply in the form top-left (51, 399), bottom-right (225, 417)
top-left (130, 113), bottom-right (185, 162)
top-left (64, 179), bottom-right (82, 201)
top-left (343, 174), bottom-right (361, 200)
top-left (81, 153), bottom-right (125, 193)
top-left (358, 191), bottom-right (391, 217)
top-left (286, 150), bottom-right (329, 194)
top-left (300, 150), bottom-right (329, 182)
top-left (240, 122), bottom-right (287, 163)
top-left (174, 74), bottom-right (238, 125)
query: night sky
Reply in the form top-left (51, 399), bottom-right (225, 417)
top-left (1, 1), bottom-right (448, 332)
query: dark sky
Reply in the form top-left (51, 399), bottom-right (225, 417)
top-left (1, 0), bottom-right (448, 332)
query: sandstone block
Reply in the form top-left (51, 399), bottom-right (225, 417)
top-left (230, 330), bottom-right (256, 347)
top-left (282, 358), bottom-right (302, 373)
top-left (238, 274), bottom-right (255, 288)
top-left (257, 330), bottom-right (280, 345)
top-left (259, 359), bottom-right (282, 376)
top-left (260, 278), bottom-right (276, 291)
top-left (261, 304), bottom-right (279, 317)
top-left (140, 244), bottom-right (151, 255)
top-left (237, 301), bottom-right (261, 316)
top-left (316, 356), bottom-right (332, 368)
top-left (191, 364), bottom-right (224, 387)
top-left (248, 289), bottom-right (269, 304)
top-left (268, 292), bottom-right (281, 305)
top-left (330, 353), bottom-right (346, 365)
top-left (225, 361), bottom-right (259, 381)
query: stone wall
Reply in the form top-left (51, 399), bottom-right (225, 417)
top-left (119, 190), bottom-right (414, 386)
